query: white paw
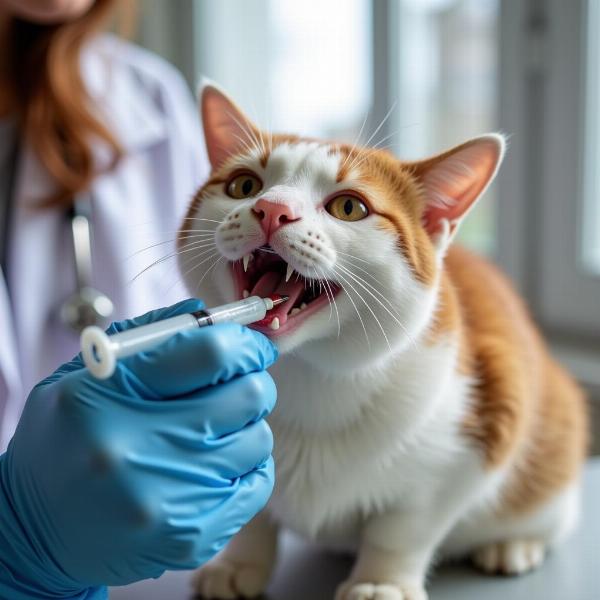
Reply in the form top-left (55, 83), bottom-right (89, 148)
top-left (335, 580), bottom-right (428, 600)
top-left (472, 540), bottom-right (546, 575)
top-left (191, 557), bottom-right (270, 599)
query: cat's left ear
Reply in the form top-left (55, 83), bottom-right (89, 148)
top-left (409, 134), bottom-right (505, 252)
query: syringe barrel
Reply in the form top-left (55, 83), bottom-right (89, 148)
top-left (111, 313), bottom-right (198, 359)
top-left (198, 296), bottom-right (269, 327)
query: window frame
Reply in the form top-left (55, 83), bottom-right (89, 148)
top-left (497, 0), bottom-right (600, 391)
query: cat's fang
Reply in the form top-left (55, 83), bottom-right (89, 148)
top-left (269, 317), bottom-right (280, 330)
top-left (285, 263), bottom-right (294, 282)
top-left (242, 289), bottom-right (249, 298)
top-left (243, 254), bottom-right (251, 272)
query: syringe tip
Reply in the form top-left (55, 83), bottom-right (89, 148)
top-left (270, 295), bottom-right (289, 308)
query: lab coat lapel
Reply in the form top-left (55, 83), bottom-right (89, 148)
top-left (7, 145), bottom-right (77, 402)
top-left (0, 273), bottom-right (22, 452)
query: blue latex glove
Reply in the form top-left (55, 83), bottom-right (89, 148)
top-left (0, 299), bottom-right (278, 599)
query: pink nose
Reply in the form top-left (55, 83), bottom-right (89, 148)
top-left (252, 199), bottom-right (300, 237)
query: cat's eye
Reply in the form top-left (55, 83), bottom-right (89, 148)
top-left (325, 194), bottom-right (369, 222)
top-left (226, 172), bottom-right (263, 199)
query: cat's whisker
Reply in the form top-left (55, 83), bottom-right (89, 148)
top-left (225, 109), bottom-right (264, 156)
top-left (248, 99), bottom-right (269, 158)
top-left (131, 242), bottom-right (216, 283)
top-left (179, 217), bottom-right (223, 224)
top-left (339, 107), bottom-right (371, 174)
top-left (338, 251), bottom-right (410, 322)
top-left (338, 257), bottom-right (394, 294)
top-left (264, 104), bottom-right (274, 156)
top-left (346, 102), bottom-right (397, 174)
top-left (176, 231), bottom-right (218, 237)
top-left (127, 233), bottom-right (216, 260)
top-left (312, 266), bottom-right (333, 324)
top-left (259, 130), bottom-right (270, 158)
top-left (230, 132), bottom-right (257, 157)
top-left (317, 265), bottom-right (341, 339)
top-left (172, 250), bottom-right (221, 296)
top-left (336, 279), bottom-right (370, 348)
top-left (160, 249), bottom-right (219, 298)
top-left (226, 110), bottom-right (259, 151)
top-left (176, 233), bottom-right (216, 241)
top-left (362, 101), bottom-right (397, 150)
top-left (336, 263), bottom-right (405, 322)
top-left (336, 264), bottom-right (416, 349)
top-left (335, 250), bottom-right (372, 264)
top-left (125, 229), bottom-right (217, 242)
top-left (195, 255), bottom-right (225, 295)
top-left (334, 268), bottom-right (389, 350)
top-left (161, 251), bottom-right (222, 299)
top-left (337, 261), bottom-right (404, 319)
top-left (369, 130), bottom-right (398, 151)
top-left (345, 131), bottom-right (401, 173)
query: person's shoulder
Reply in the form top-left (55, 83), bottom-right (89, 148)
top-left (83, 33), bottom-right (204, 153)
top-left (90, 33), bottom-right (191, 100)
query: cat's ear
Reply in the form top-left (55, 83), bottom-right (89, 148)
top-left (199, 82), bottom-right (261, 170)
top-left (409, 134), bottom-right (505, 251)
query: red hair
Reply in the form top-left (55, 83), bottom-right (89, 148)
top-left (4, 0), bottom-right (131, 206)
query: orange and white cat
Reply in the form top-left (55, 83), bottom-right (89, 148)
top-left (179, 85), bottom-right (588, 600)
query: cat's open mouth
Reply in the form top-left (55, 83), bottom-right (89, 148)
top-left (230, 246), bottom-right (340, 336)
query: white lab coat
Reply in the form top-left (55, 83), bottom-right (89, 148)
top-left (0, 34), bottom-right (209, 451)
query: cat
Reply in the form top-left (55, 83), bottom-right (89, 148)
top-left (178, 84), bottom-right (588, 600)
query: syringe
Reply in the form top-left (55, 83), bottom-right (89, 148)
top-left (81, 295), bottom-right (288, 380)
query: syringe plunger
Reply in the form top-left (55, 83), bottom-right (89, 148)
top-left (81, 295), bottom-right (285, 379)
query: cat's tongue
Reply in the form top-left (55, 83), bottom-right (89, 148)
top-left (250, 271), bottom-right (281, 298)
top-left (251, 271), bottom-right (304, 326)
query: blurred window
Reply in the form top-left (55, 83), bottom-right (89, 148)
top-left (267, 0), bottom-right (371, 140)
top-left (194, 0), bottom-right (371, 142)
top-left (390, 0), bottom-right (499, 254)
top-left (190, 0), bottom-right (497, 254)
top-left (521, 0), bottom-right (600, 341)
top-left (583, 0), bottom-right (600, 276)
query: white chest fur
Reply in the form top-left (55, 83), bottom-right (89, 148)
top-left (266, 338), bottom-right (475, 548)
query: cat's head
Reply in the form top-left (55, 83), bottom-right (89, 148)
top-left (179, 84), bottom-right (504, 372)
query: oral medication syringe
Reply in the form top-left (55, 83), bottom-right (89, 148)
top-left (81, 295), bottom-right (288, 380)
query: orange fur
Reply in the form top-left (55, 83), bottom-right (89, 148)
top-left (351, 148), bottom-right (588, 516)
top-left (439, 247), bottom-right (587, 514)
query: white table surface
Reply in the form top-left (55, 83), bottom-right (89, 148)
top-left (110, 458), bottom-right (600, 600)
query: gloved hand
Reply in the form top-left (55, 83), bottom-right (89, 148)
top-left (0, 299), bottom-right (278, 600)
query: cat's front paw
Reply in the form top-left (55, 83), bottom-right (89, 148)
top-left (191, 557), bottom-right (270, 599)
top-left (472, 539), bottom-right (546, 575)
top-left (334, 580), bottom-right (428, 600)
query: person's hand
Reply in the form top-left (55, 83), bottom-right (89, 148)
top-left (0, 299), bottom-right (277, 599)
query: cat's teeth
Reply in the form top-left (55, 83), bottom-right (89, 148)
top-left (285, 263), bottom-right (294, 282)
top-left (300, 302), bottom-right (307, 310)
top-left (269, 317), bottom-right (280, 331)
top-left (290, 307), bottom-right (300, 316)
top-left (243, 254), bottom-right (251, 272)
top-left (242, 289), bottom-right (249, 298)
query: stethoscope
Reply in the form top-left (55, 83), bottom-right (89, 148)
top-left (59, 197), bottom-right (114, 333)
top-left (2, 134), bottom-right (113, 334)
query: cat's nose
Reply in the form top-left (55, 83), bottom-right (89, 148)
top-left (252, 198), bottom-right (301, 238)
